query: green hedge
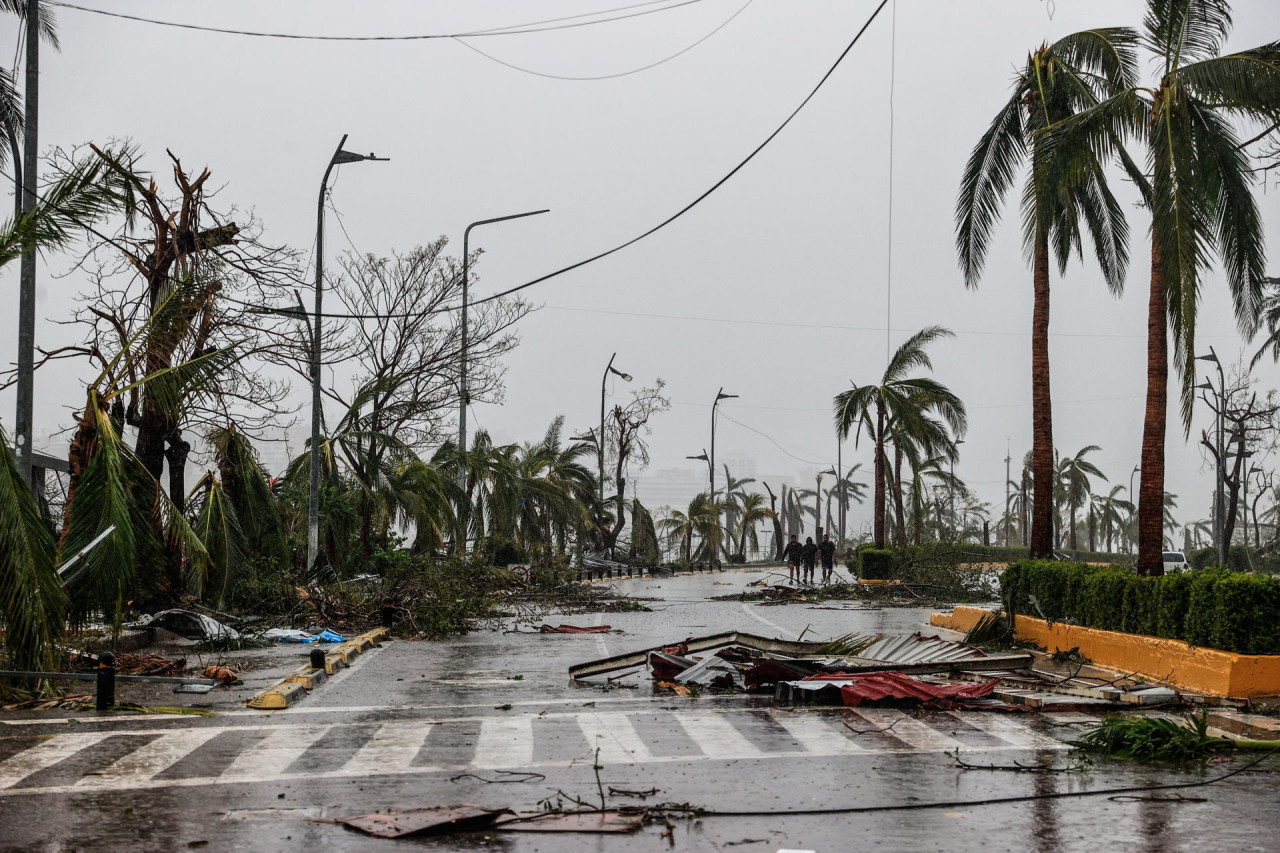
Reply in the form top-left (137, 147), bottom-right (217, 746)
top-left (859, 549), bottom-right (895, 580)
top-left (1000, 560), bottom-right (1280, 655)
top-left (950, 543), bottom-right (1133, 565)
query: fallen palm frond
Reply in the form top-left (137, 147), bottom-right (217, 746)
top-left (818, 632), bottom-right (884, 657)
top-left (1072, 712), bottom-right (1280, 762)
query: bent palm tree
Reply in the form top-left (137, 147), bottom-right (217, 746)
top-left (1060, 1), bottom-right (1280, 573)
top-left (956, 27), bottom-right (1141, 558)
top-left (834, 326), bottom-right (967, 548)
top-left (1058, 446), bottom-right (1107, 550)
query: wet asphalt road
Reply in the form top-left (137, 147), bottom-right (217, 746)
top-left (1, 569), bottom-right (1278, 852)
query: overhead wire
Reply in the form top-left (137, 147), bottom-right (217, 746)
top-left (467, 0), bottom-right (891, 309)
top-left (46, 0), bottom-right (710, 41)
top-left (715, 409), bottom-right (827, 466)
top-left (452, 0), bottom-right (753, 82)
top-left (238, 0), bottom-right (892, 322)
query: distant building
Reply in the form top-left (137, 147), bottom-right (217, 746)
top-left (635, 467), bottom-right (707, 513)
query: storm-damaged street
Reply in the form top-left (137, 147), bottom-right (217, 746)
top-left (2, 570), bottom-right (1278, 852)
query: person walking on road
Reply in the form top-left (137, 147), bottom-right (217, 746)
top-left (782, 534), bottom-right (803, 584)
top-left (800, 536), bottom-right (818, 585)
top-left (818, 533), bottom-right (837, 584)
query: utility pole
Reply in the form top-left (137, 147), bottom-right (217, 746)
top-left (1004, 442), bottom-right (1011, 547)
top-left (837, 436), bottom-right (845, 547)
top-left (15, 0), bottom-right (39, 487)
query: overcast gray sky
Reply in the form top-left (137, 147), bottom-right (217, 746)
top-left (3, 0), bottom-right (1280, 535)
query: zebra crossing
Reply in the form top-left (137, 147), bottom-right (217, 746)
top-left (0, 707), bottom-right (1069, 796)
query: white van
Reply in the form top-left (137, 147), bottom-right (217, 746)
top-left (1162, 551), bottom-right (1190, 573)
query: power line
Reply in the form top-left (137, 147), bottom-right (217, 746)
top-left (238, 0), bottom-right (891, 323)
top-left (468, 0), bottom-right (891, 309)
top-left (47, 0), bottom-right (709, 41)
top-left (716, 409), bottom-right (826, 465)
top-left (453, 0), bottom-right (753, 82)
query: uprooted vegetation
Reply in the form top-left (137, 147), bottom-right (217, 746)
top-left (216, 550), bottom-right (647, 640)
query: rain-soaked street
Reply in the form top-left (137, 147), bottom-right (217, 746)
top-left (2, 570), bottom-right (1277, 852)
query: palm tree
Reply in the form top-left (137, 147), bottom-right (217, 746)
top-left (1061, 2), bottom-right (1280, 573)
top-left (661, 492), bottom-right (721, 562)
top-left (834, 326), bottom-right (967, 548)
top-left (956, 27), bottom-right (1140, 559)
top-left (1057, 446), bottom-right (1107, 550)
top-left (1093, 484), bottom-right (1135, 553)
top-left (734, 492), bottom-right (775, 559)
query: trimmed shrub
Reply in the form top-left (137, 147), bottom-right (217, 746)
top-left (999, 559), bottom-right (1280, 655)
top-left (860, 549), bottom-right (895, 580)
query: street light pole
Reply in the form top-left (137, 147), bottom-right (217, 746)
top-left (949, 439), bottom-right (965, 534)
top-left (818, 467), bottom-right (836, 540)
top-left (457, 208), bottom-right (550, 487)
top-left (307, 135), bottom-right (388, 572)
top-left (709, 388), bottom-right (737, 500)
top-left (598, 352), bottom-right (632, 509)
top-left (837, 436), bottom-right (845, 547)
top-left (1196, 348), bottom-right (1226, 566)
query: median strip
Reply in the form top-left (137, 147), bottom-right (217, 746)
top-left (246, 628), bottom-right (390, 710)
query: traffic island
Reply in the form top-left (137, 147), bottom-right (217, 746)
top-left (245, 627), bottom-right (390, 710)
top-left (929, 605), bottom-right (1280, 699)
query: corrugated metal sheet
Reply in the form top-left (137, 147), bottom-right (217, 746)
top-left (854, 633), bottom-right (988, 664)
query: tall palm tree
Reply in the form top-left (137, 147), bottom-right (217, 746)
top-left (1093, 484), bottom-right (1135, 553)
top-left (660, 492), bottom-right (721, 562)
top-left (1057, 446), bottom-right (1107, 550)
top-left (1061, 1), bottom-right (1280, 573)
top-left (835, 326), bottom-right (967, 548)
top-left (734, 492), bottom-right (775, 559)
top-left (957, 28), bottom-right (1140, 559)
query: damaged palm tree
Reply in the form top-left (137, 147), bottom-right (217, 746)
top-left (38, 145), bottom-right (302, 600)
top-left (1073, 712), bottom-right (1280, 762)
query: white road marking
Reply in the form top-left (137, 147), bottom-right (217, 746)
top-left (767, 709), bottom-right (863, 754)
top-left (739, 602), bottom-right (797, 638)
top-left (592, 611), bottom-right (609, 657)
top-left (0, 733), bottom-right (111, 788)
top-left (472, 715), bottom-right (534, 769)
top-left (343, 721), bottom-right (434, 775)
top-left (576, 712), bottom-right (653, 764)
top-left (218, 724), bottom-right (332, 782)
top-left (952, 713), bottom-right (1064, 749)
top-left (1, 708), bottom-right (1069, 796)
top-left (674, 711), bottom-right (764, 758)
top-left (852, 709), bottom-right (966, 751)
top-left (76, 729), bottom-right (220, 789)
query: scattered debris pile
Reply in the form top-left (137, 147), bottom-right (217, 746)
top-left (569, 630), bottom-right (1188, 712)
top-left (537, 624), bottom-right (612, 634)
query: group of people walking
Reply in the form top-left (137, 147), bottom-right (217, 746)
top-left (781, 533), bottom-right (837, 585)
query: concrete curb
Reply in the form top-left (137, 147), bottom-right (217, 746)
top-left (245, 627), bottom-right (392, 710)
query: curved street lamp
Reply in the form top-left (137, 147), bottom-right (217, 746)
top-left (308, 135), bottom-right (389, 572)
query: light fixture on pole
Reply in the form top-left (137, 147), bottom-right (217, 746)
top-left (1196, 348), bottom-right (1226, 566)
top-left (598, 353), bottom-right (633, 511)
top-left (307, 135), bottom-right (388, 573)
top-left (458, 208), bottom-right (549, 490)
top-left (949, 439), bottom-right (965, 532)
top-left (817, 466), bottom-right (836, 540)
top-left (686, 451), bottom-right (711, 485)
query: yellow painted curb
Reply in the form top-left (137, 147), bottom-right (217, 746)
top-left (322, 654), bottom-right (347, 676)
top-left (363, 627), bottom-right (391, 643)
top-left (930, 606), bottom-right (997, 634)
top-left (284, 665), bottom-right (327, 691)
top-left (246, 680), bottom-right (307, 710)
top-left (347, 636), bottom-right (374, 653)
top-left (1012, 614), bottom-right (1280, 699)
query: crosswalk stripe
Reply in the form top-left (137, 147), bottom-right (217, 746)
top-left (851, 709), bottom-right (966, 751)
top-left (218, 725), bottom-right (332, 782)
top-left (576, 712), bottom-right (653, 764)
top-left (766, 709), bottom-right (864, 754)
top-left (473, 716), bottom-right (533, 769)
top-left (957, 714), bottom-right (1064, 749)
top-left (343, 722), bottom-right (434, 775)
top-left (0, 733), bottom-right (110, 789)
top-left (77, 729), bottom-right (221, 789)
top-left (0, 708), bottom-right (1073, 793)
top-left (673, 712), bottom-right (764, 758)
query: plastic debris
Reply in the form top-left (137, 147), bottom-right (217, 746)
top-left (137, 610), bottom-right (240, 641)
top-left (263, 628), bottom-right (345, 644)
